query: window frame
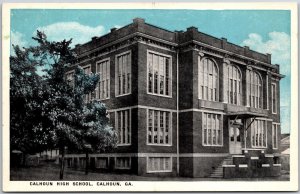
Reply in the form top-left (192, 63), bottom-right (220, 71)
top-left (95, 157), bottom-right (108, 169)
top-left (115, 157), bottom-right (131, 170)
top-left (146, 50), bottom-right (173, 98)
top-left (202, 112), bottom-right (223, 147)
top-left (115, 109), bottom-right (132, 146)
top-left (146, 156), bottom-right (173, 173)
top-left (272, 123), bottom-right (280, 149)
top-left (246, 70), bottom-right (263, 109)
top-left (65, 69), bottom-right (75, 89)
top-left (95, 58), bottom-right (110, 100)
top-left (198, 57), bottom-right (219, 102)
top-left (146, 108), bottom-right (172, 146)
top-left (271, 82), bottom-right (277, 114)
top-left (226, 64), bottom-right (242, 105)
top-left (250, 118), bottom-right (268, 148)
top-left (82, 64), bottom-right (92, 103)
top-left (115, 50), bottom-right (132, 97)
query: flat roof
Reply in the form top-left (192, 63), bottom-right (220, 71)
top-left (226, 111), bottom-right (268, 118)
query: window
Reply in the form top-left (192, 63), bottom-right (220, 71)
top-left (147, 51), bottom-right (172, 97)
top-left (95, 157), bottom-right (108, 169)
top-left (79, 157), bottom-right (86, 168)
top-left (202, 113), bottom-right (223, 146)
top-left (199, 58), bottom-right (219, 101)
top-left (147, 109), bottom-right (171, 145)
top-left (272, 123), bottom-right (279, 149)
top-left (250, 119), bottom-right (267, 148)
top-left (271, 83), bottom-right (277, 114)
top-left (82, 65), bottom-right (92, 103)
top-left (115, 109), bottom-right (131, 145)
top-left (96, 59), bottom-right (110, 100)
top-left (67, 158), bottom-right (73, 168)
top-left (147, 157), bottom-right (172, 172)
top-left (115, 51), bottom-right (131, 96)
top-left (115, 157), bottom-right (131, 169)
top-left (226, 64), bottom-right (242, 105)
top-left (246, 70), bottom-right (262, 108)
top-left (65, 70), bottom-right (75, 88)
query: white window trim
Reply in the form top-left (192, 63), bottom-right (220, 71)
top-left (115, 50), bottom-right (132, 97)
top-left (82, 64), bottom-right (91, 73)
top-left (146, 156), bottom-right (173, 173)
top-left (115, 108), bottom-right (132, 146)
top-left (272, 122), bottom-right (280, 150)
top-left (95, 157), bottom-right (108, 169)
top-left (146, 50), bottom-right (173, 98)
top-left (66, 70), bottom-right (75, 77)
top-left (198, 57), bottom-right (219, 102)
top-left (114, 157), bottom-right (131, 170)
top-left (82, 64), bottom-right (92, 103)
top-left (202, 112), bottom-right (223, 147)
top-left (226, 64), bottom-right (242, 105)
top-left (96, 58), bottom-right (110, 100)
top-left (250, 118), bottom-right (268, 149)
top-left (146, 108), bottom-right (173, 146)
top-left (65, 69), bottom-right (75, 88)
top-left (266, 74), bottom-right (269, 110)
top-left (271, 83), bottom-right (277, 114)
top-left (246, 70), bottom-right (263, 109)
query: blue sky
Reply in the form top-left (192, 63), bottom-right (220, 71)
top-left (10, 9), bottom-right (291, 133)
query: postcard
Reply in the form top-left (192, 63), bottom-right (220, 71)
top-left (2, 2), bottom-right (298, 192)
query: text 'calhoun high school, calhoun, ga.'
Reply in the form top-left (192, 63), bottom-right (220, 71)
top-left (64, 18), bottom-right (284, 178)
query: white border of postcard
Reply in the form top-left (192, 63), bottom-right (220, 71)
top-left (2, 2), bottom-right (298, 192)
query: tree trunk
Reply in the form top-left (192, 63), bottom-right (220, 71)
top-left (85, 151), bottom-right (89, 175)
top-left (50, 149), bottom-right (52, 159)
top-left (22, 153), bottom-right (26, 167)
top-left (59, 147), bottom-right (65, 180)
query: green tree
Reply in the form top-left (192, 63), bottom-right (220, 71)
top-left (10, 45), bottom-right (47, 165)
top-left (10, 31), bottom-right (117, 179)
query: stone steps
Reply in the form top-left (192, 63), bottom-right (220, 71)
top-left (209, 156), bottom-right (233, 178)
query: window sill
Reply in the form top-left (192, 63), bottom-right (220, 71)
top-left (95, 167), bottom-right (108, 169)
top-left (117, 144), bottom-right (131, 147)
top-left (202, 144), bottom-right (223, 147)
top-left (95, 98), bottom-right (110, 101)
top-left (147, 143), bottom-right (172, 147)
top-left (247, 147), bottom-right (267, 150)
top-left (115, 167), bottom-right (131, 170)
top-left (147, 92), bottom-right (172, 98)
top-left (147, 170), bottom-right (172, 173)
top-left (115, 93), bottom-right (131, 98)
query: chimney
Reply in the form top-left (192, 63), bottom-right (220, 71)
top-left (266, 53), bottom-right (271, 63)
top-left (221, 38), bottom-right (227, 49)
top-left (187, 26), bottom-right (198, 32)
top-left (133, 18), bottom-right (145, 24)
top-left (75, 44), bottom-right (81, 48)
top-left (110, 27), bottom-right (117, 32)
top-left (244, 46), bottom-right (249, 54)
top-left (91, 36), bottom-right (98, 41)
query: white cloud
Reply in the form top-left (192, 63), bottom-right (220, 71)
top-left (241, 31), bottom-right (291, 76)
top-left (10, 31), bottom-right (28, 54)
top-left (36, 22), bottom-right (105, 47)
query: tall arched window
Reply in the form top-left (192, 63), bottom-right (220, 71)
top-left (227, 64), bottom-right (242, 105)
top-left (199, 58), bottom-right (219, 101)
top-left (246, 70), bottom-right (262, 108)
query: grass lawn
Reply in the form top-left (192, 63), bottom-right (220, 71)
top-left (10, 161), bottom-right (290, 181)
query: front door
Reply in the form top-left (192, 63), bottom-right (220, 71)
top-left (229, 125), bottom-right (242, 154)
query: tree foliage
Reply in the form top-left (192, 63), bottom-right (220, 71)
top-left (10, 31), bottom-right (117, 177)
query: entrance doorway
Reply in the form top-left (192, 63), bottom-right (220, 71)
top-left (229, 122), bottom-right (242, 154)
